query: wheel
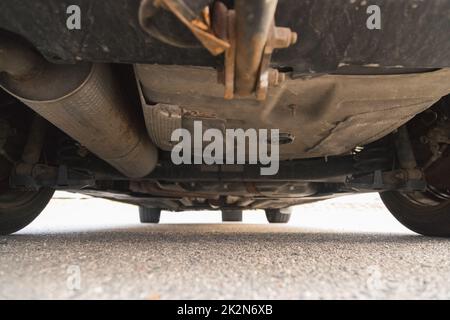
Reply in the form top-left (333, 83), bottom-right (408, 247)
top-left (380, 191), bottom-right (450, 237)
top-left (139, 207), bottom-right (161, 223)
top-left (265, 209), bottom-right (291, 224)
top-left (222, 210), bottom-right (243, 222)
top-left (0, 188), bottom-right (54, 235)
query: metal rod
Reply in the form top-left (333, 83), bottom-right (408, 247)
top-left (234, 0), bottom-right (278, 96)
top-left (88, 155), bottom-right (389, 182)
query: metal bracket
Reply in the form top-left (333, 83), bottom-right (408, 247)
top-left (140, 0), bottom-right (229, 56)
top-left (346, 169), bottom-right (427, 192)
top-left (139, 0), bottom-right (297, 101)
top-left (212, 1), bottom-right (297, 100)
top-left (255, 23), bottom-right (298, 100)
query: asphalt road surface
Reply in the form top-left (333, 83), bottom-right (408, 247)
top-left (1, 192), bottom-right (450, 300)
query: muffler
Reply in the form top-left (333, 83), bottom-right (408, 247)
top-left (0, 38), bottom-right (158, 178)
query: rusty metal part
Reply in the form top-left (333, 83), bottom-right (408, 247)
top-left (256, 23), bottom-right (298, 100)
top-left (0, 40), bottom-right (158, 178)
top-left (140, 0), bottom-right (229, 56)
top-left (224, 10), bottom-right (237, 100)
top-left (213, 2), bottom-right (237, 100)
top-left (212, 1), bottom-right (227, 40)
top-left (212, 0), bottom-right (297, 100)
top-left (234, 0), bottom-right (279, 96)
top-left (140, 0), bottom-right (297, 100)
top-left (270, 26), bottom-right (298, 49)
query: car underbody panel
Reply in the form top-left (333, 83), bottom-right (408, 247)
top-left (0, 0), bottom-right (449, 214)
top-left (136, 65), bottom-right (450, 159)
top-left (0, 0), bottom-right (449, 72)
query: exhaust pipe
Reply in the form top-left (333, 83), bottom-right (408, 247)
top-left (0, 38), bottom-right (158, 178)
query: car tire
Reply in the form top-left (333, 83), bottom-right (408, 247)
top-left (380, 191), bottom-right (450, 237)
top-left (139, 207), bottom-right (161, 224)
top-left (0, 188), bottom-right (54, 235)
top-left (265, 209), bottom-right (291, 224)
top-left (222, 210), bottom-right (243, 222)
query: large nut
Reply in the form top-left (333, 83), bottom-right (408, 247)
top-left (272, 27), bottom-right (298, 49)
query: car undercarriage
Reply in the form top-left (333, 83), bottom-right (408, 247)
top-left (0, 0), bottom-right (449, 236)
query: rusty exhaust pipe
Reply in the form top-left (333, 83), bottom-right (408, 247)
top-left (0, 38), bottom-right (158, 178)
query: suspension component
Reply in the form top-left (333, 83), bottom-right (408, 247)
top-left (139, 0), bottom-right (297, 100)
top-left (214, 0), bottom-right (297, 100)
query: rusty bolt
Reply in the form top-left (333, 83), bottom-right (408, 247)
top-left (272, 27), bottom-right (298, 49)
top-left (290, 32), bottom-right (298, 45)
top-left (268, 68), bottom-right (286, 87)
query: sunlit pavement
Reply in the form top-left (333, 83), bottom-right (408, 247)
top-left (1, 192), bottom-right (449, 299)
